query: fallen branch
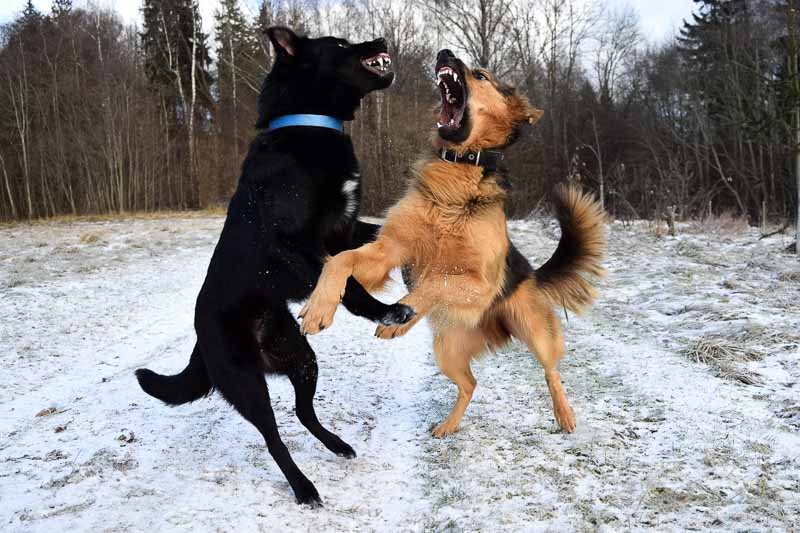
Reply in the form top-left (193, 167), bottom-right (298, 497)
top-left (759, 222), bottom-right (789, 240)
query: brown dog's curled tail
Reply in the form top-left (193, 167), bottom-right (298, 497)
top-left (534, 184), bottom-right (606, 314)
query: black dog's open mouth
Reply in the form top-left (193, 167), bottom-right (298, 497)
top-left (437, 66), bottom-right (466, 131)
top-left (361, 53), bottom-right (393, 77)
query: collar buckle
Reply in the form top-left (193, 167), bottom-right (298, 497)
top-left (439, 148), bottom-right (504, 172)
top-left (441, 149), bottom-right (459, 163)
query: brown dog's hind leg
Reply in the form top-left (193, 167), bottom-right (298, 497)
top-left (431, 328), bottom-right (487, 437)
top-left (502, 288), bottom-right (576, 432)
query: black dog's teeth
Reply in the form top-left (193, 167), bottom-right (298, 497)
top-left (364, 55), bottom-right (391, 73)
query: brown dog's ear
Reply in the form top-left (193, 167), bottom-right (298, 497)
top-left (526, 106), bottom-right (544, 125)
top-left (267, 26), bottom-right (299, 61)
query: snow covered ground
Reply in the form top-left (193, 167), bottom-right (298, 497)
top-left (1, 214), bottom-right (798, 532)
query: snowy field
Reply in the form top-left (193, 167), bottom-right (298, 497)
top-left (1, 214), bottom-right (799, 532)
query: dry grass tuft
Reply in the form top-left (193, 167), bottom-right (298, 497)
top-left (684, 335), bottom-right (765, 385)
top-left (684, 327), bottom-right (800, 385)
top-left (675, 240), bottom-right (703, 258)
top-left (778, 271), bottom-right (800, 282)
top-left (79, 232), bottom-right (101, 244)
top-left (686, 212), bottom-right (750, 235)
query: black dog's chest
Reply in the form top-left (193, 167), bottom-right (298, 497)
top-left (319, 169), bottom-right (361, 229)
top-left (336, 170), bottom-right (360, 221)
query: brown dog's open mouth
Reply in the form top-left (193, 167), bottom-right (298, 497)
top-left (361, 53), bottom-right (393, 77)
top-left (437, 66), bottom-right (466, 130)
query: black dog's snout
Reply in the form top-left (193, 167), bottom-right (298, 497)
top-left (373, 37), bottom-right (387, 47)
top-left (437, 49), bottom-right (455, 62)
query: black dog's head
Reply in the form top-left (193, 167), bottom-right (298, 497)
top-left (256, 27), bottom-right (394, 128)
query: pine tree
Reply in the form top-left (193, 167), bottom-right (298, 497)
top-left (18, 0), bottom-right (43, 32)
top-left (51, 0), bottom-right (72, 18)
top-left (141, 0), bottom-right (213, 207)
top-left (256, 0), bottom-right (274, 34)
top-left (211, 0), bottom-right (269, 199)
top-left (21, 0), bottom-right (42, 22)
top-left (678, 0), bottom-right (747, 105)
top-left (141, 0), bottom-right (213, 124)
top-left (677, 0), bottom-right (756, 216)
top-left (779, 0), bottom-right (800, 253)
top-left (215, 0), bottom-right (257, 166)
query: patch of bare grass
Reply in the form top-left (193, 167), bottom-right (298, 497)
top-left (0, 207), bottom-right (226, 229)
top-left (685, 212), bottom-right (750, 235)
top-left (684, 335), bottom-right (765, 385)
top-left (778, 271), bottom-right (800, 282)
top-left (684, 326), bottom-right (799, 385)
top-left (675, 240), bottom-right (703, 258)
top-left (79, 232), bottom-right (102, 244)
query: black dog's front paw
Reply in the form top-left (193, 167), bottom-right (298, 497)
top-left (380, 304), bottom-right (415, 326)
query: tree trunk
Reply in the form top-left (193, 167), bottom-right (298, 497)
top-left (188, 7), bottom-right (199, 208)
top-left (0, 153), bottom-right (17, 219)
top-left (795, 106), bottom-right (800, 255)
top-left (592, 113), bottom-right (604, 211)
top-left (790, 1), bottom-right (800, 255)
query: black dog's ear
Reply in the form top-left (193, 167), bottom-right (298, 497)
top-left (266, 26), bottom-right (300, 61)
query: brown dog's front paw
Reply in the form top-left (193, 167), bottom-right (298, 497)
top-left (299, 295), bottom-right (338, 335)
top-left (375, 321), bottom-right (413, 339)
top-left (554, 403), bottom-right (576, 433)
top-left (432, 418), bottom-right (460, 438)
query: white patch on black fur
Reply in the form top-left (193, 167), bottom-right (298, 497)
top-left (342, 179), bottom-right (359, 219)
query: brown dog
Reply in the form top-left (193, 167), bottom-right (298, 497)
top-left (301, 49), bottom-right (605, 436)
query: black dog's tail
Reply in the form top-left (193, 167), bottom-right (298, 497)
top-left (534, 184), bottom-right (606, 314)
top-left (136, 345), bottom-right (212, 405)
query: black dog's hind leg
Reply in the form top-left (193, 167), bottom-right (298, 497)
top-left (271, 309), bottom-right (356, 458)
top-left (215, 367), bottom-right (321, 506)
top-left (200, 319), bottom-right (322, 507)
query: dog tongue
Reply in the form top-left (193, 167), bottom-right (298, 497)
top-left (438, 100), bottom-right (463, 128)
top-left (452, 105), bottom-right (464, 127)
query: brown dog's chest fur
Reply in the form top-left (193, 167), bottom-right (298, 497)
top-left (382, 159), bottom-right (510, 327)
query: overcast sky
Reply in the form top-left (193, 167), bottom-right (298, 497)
top-left (1, 0), bottom-right (697, 45)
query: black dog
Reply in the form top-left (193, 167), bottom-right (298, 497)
top-left (136, 27), bottom-right (413, 507)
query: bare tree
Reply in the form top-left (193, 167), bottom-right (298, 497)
top-left (418, 0), bottom-right (518, 76)
top-left (592, 3), bottom-right (640, 104)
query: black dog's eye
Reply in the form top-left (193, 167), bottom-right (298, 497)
top-left (338, 42), bottom-right (349, 48)
top-left (474, 71), bottom-right (488, 81)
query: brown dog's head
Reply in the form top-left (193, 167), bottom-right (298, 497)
top-left (434, 49), bottom-right (543, 152)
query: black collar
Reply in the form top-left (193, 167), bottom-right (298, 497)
top-left (438, 148), bottom-right (504, 173)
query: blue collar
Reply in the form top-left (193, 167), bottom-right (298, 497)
top-left (268, 114), bottom-right (344, 133)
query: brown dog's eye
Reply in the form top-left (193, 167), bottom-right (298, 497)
top-left (474, 71), bottom-right (488, 81)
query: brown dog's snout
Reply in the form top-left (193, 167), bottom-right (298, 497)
top-left (437, 49), bottom-right (455, 63)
